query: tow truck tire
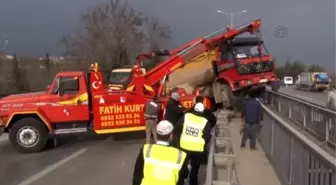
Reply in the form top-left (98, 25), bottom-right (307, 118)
top-left (9, 118), bottom-right (48, 153)
top-left (220, 84), bottom-right (235, 109)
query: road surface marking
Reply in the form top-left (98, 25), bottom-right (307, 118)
top-left (17, 148), bottom-right (87, 185)
top-left (295, 95), bottom-right (313, 101)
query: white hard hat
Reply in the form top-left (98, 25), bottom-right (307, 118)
top-left (171, 92), bottom-right (180, 101)
top-left (194, 102), bottom-right (205, 112)
top-left (157, 120), bottom-right (174, 135)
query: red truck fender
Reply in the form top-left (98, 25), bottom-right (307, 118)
top-left (5, 109), bottom-right (54, 134)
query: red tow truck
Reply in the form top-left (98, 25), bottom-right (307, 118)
top-left (0, 57), bottom-right (209, 153)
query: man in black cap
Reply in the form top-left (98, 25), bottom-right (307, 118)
top-left (164, 92), bottom-right (185, 127)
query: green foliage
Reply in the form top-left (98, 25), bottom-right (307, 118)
top-left (275, 57), bottom-right (326, 79)
top-left (307, 64), bottom-right (326, 72)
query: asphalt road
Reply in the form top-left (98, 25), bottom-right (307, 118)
top-left (278, 86), bottom-right (329, 107)
top-left (0, 131), bottom-right (206, 185)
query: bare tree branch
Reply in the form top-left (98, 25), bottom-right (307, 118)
top-left (61, 0), bottom-right (172, 70)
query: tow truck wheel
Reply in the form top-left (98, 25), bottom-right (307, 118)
top-left (9, 118), bottom-right (48, 153)
top-left (220, 84), bottom-right (235, 109)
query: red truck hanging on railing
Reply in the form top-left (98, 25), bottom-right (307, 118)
top-left (135, 19), bottom-right (276, 108)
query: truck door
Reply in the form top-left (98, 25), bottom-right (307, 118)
top-left (48, 76), bottom-right (89, 123)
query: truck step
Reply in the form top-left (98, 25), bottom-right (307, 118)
top-left (54, 127), bottom-right (88, 135)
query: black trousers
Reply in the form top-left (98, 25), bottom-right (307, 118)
top-left (240, 123), bottom-right (261, 149)
top-left (185, 151), bottom-right (203, 185)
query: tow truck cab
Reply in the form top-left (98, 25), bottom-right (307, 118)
top-left (216, 37), bottom-right (275, 91)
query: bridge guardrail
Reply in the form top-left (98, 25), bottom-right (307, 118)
top-left (205, 110), bottom-right (239, 185)
top-left (264, 90), bottom-right (336, 148)
top-left (259, 103), bottom-right (336, 185)
top-left (205, 104), bottom-right (336, 185)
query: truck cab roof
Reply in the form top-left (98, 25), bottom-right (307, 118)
top-left (56, 71), bottom-right (84, 77)
top-left (231, 37), bottom-right (264, 46)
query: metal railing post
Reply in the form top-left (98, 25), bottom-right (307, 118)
top-left (288, 137), bottom-right (294, 185)
top-left (303, 106), bottom-right (307, 130)
top-left (289, 103), bottom-right (292, 119)
top-left (271, 119), bottom-right (275, 156)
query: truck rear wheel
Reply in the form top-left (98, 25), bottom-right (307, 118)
top-left (220, 84), bottom-right (235, 109)
top-left (9, 118), bottom-right (48, 153)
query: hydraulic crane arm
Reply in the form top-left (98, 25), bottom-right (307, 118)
top-left (135, 38), bottom-right (204, 67)
top-left (143, 19), bottom-right (261, 86)
top-left (206, 19), bottom-right (261, 47)
top-left (143, 37), bottom-right (205, 86)
top-left (126, 19), bottom-right (263, 96)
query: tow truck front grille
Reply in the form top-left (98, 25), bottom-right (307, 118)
top-left (238, 61), bottom-right (273, 75)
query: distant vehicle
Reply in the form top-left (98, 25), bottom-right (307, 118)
top-left (283, 76), bottom-right (293, 86)
top-left (296, 72), bottom-right (330, 92)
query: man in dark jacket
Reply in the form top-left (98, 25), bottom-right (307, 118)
top-left (174, 103), bottom-right (212, 185)
top-left (240, 91), bottom-right (263, 150)
top-left (164, 92), bottom-right (185, 126)
top-left (271, 78), bottom-right (280, 92)
top-left (144, 95), bottom-right (161, 144)
top-left (133, 120), bottom-right (189, 185)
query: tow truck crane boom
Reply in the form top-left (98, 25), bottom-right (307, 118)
top-left (126, 19), bottom-right (262, 96)
top-left (206, 19), bottom-right (261, 47)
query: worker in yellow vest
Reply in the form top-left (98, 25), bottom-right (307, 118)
top-left (132, 120), bottom-right (189, 185)
top-left (174, 103), bottom-right (212, 185)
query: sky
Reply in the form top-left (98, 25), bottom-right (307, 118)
top-left (0, 0), bottom-right (335, 70)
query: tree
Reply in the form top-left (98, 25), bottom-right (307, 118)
top-left (9, 54), bottom-right (29, 92)
top-left (144, 16), bottom-right (171, 51)
top-left (43, 52), bottom-right (51, 76)
top-left (61, 0), bottom-right (171, 70)
top-left (275, 57), bottom-right (330, 82)
top-left (307, 64), bottom-right (325, 72)
top-left (288, 60), bottom-right (306, 76)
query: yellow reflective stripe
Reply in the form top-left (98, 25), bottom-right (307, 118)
top-left (182, 136), bottom-right (203, 143)
top-left (184, 122), bottom-right (206, 129)
top-left (144, 158), bottom-right (182, 169)
top-left (57, 92), bottom-right (88, 105)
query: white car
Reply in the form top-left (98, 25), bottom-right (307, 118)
top-left (283, 76), bottom-right (293, 86)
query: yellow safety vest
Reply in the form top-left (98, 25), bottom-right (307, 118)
top-left (180, 113), bottom-right (207, 152)
top-left (141, 144), bottom-right (187, 185)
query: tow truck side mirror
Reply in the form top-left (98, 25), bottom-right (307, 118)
top-left (58, 81), bottom-right (65, 97)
